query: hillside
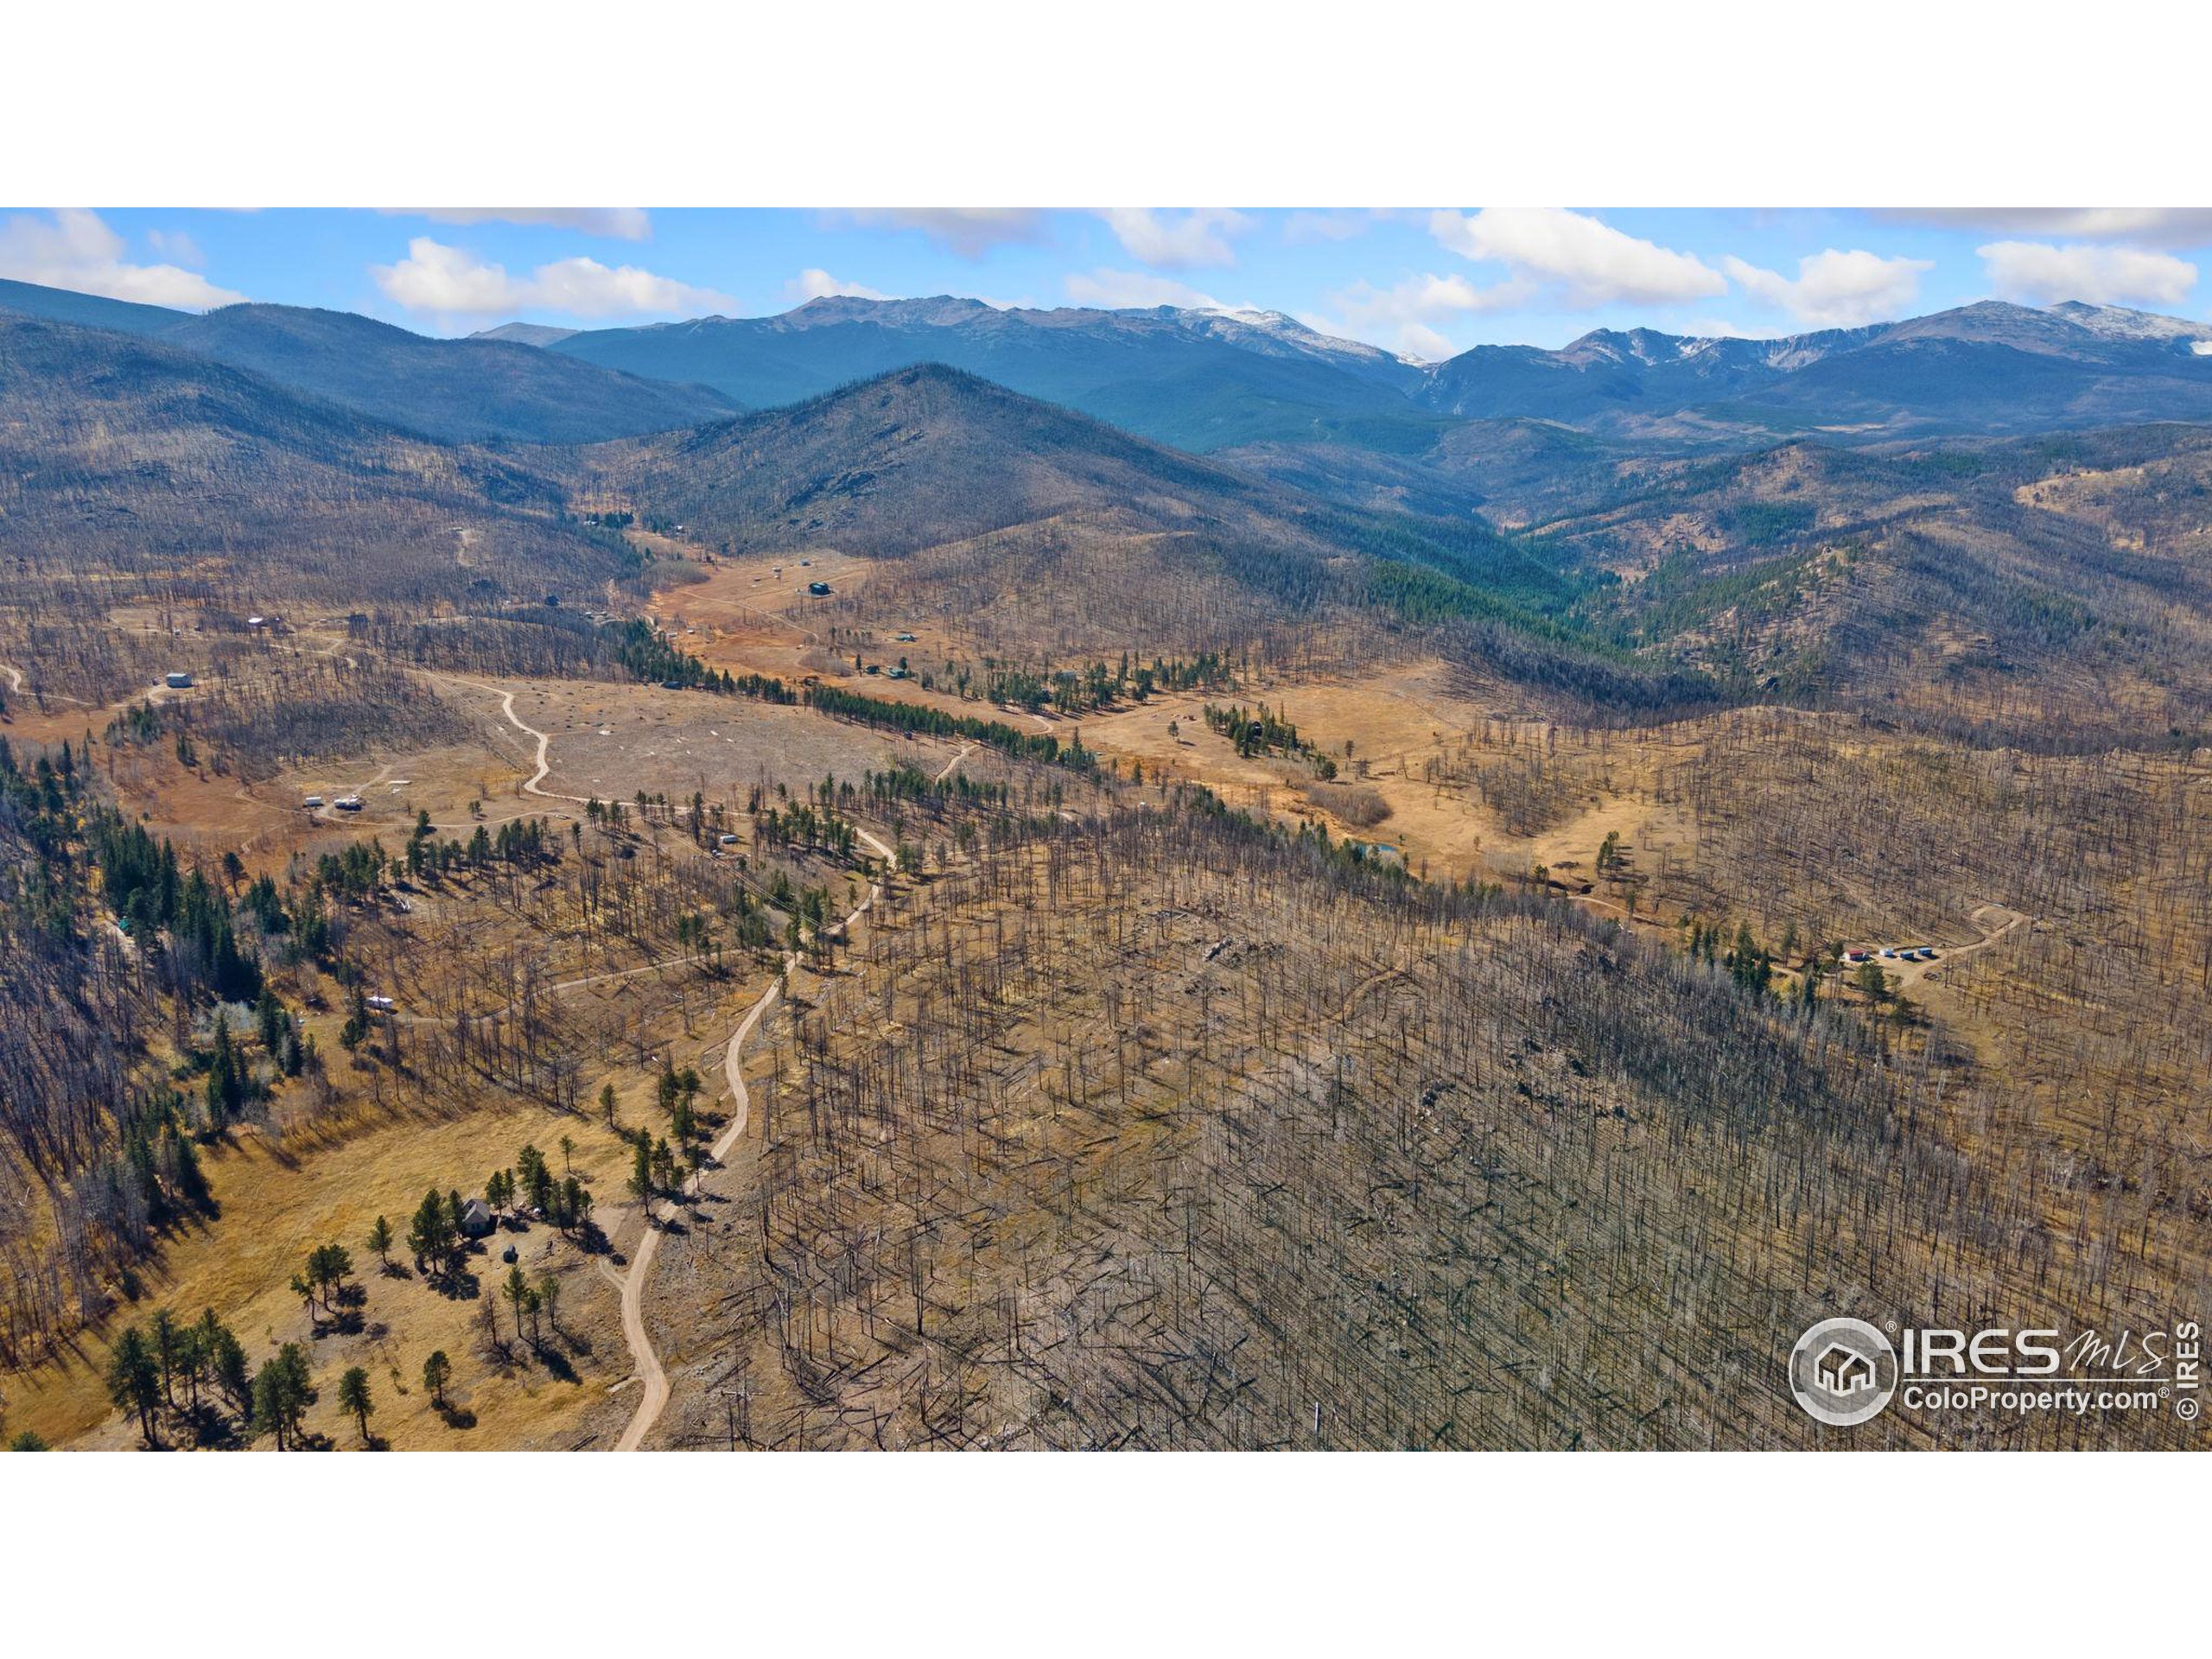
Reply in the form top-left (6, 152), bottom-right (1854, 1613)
top-left (0, 313), bottom-right (619, 605)
top-left (587, 365), bottom-right (1712, 711)
top-left (0, 278), bottom-right (739, 443)
top-left (1525, 427), bottom-right (2212, 742)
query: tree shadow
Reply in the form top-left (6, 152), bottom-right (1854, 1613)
top-left (182, 1405), bottom-right (245, 1449)
top-left (428, 1264), bottom-right (482, 1301)
top-left (437, 1404), bottom-right (478, 1431)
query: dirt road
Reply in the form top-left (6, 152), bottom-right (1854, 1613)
top-left (607, 823), bottom-right (896, 1452)
top-left (1884, 904), bottom-right (2028, 988)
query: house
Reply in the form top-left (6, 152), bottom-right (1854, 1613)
top-left (1815, 1343), bottom-right (1876, 1395)
top-left (457, 1198), bottom-right (496, 1239)
top-left (164, 671), bottom-right (194, 690)
top-left (302, 795), bottom-right (324, 809)
top-left (718, 832), bottom-right (740, 847)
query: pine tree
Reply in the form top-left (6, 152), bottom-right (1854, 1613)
top-left (338, 1366), bottom-right (374, 1445)
top-left (208, 1320), bottom-right (251, 1414)
top-left (149, 1307), bottom-right (181, 1408)
top-left (106, 1326), bottom-right (162, 1446)
top-left (423, 1350), bottom-right (452, 1411)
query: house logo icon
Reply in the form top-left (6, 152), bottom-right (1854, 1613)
top-left (1815, 1343), bottom-right (1877, 1396)
top-left (1789, 1317), bottom-right (1897, 1427)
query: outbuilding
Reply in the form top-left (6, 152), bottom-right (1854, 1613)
top-left (458, 1198), bottom-right (496, 1239)
top-left (164, 671), bottom-right (194, 690)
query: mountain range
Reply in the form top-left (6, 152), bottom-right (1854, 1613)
top-left (0, 277), bottom-right (737, 444)
top-left (10, 284), bottom-right (2211, 737)
top-left (10, 270), bottom-right (2212, 461)
top-left (530, 293), bottom-right (2212, 452)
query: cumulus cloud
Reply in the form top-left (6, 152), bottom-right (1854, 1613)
top-left (1975, 240), bottom-right (2196, 308)
top-left (0, 208), bottom-right (244, 309)
top-left (391, 208), bottom-right (653, 240)
top-left (1721, 248), bottom-right (1932, 328)
top-left (1429, 207), bottom-right (1726, 308)
top-left (836, 209), bottom-right (1046, 257)
top-left (1889, 208), bottom-right (2212, 249)
top-left (1099, 208), bottom-right (1252, 269)
top-left (1062, 267), bottom-right (1236, 311)
top-left (1307, 272), bottom-right (1522, 359)
top-left (371, 237), bottom-right (734, 321)
top-left (787, 268), bottom-right (893, 303)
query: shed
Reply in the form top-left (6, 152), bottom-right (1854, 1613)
top-left (458, 1198), bottom-right (496, 1239)
top-left (164, 671), bottom-right (194, 690)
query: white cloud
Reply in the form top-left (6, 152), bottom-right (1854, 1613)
top-left (1306, 272), bottom-right (1523, 359)
top-left (392, 208), bottom-right (653, 240)
top-left (787, 268), bottom-right (893, 303)
top-left (371, 237), bottom-right (734, 321)
top-left (144, 227), bottom-right (206, 267)
top-left (1099, 208), bottom-right (1252, 269)
top-left (1063, 267), bottom-right (1235, 311)
top-left (0, 208), bottom-right (244, 309)
top-left (836, 209), bottom-right (1046, 257)
top-left (1889, 209), bottom-right (2212, 249)
top-left (1429, 207), bottom-right (1726, 308)
top-left (1976, 240), bottom-right (2196, 308)
top-left (1721, 248), bottom-right (1932, 328)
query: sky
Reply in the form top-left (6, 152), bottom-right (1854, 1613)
top-left (6, 207), bottom-right (2212, 360)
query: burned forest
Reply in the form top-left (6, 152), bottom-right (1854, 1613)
top-left (3, 271), bottom-right (2209, 1455)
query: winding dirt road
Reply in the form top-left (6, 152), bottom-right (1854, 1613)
top-left (934, 741), bottom-right (976, 785)
top-left (607, 821), bottom-right (896, 1452)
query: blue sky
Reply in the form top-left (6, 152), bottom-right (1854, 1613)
top-left (6, 207), bottom-right (2211, 359)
